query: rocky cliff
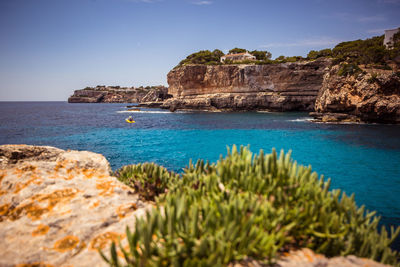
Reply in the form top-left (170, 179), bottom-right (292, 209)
top-left (311, 66), bottom-right (400, 123)
top-left (68, 85), bottom-right (169, 103)
top-left (162, 59), bottom-right (331, 111)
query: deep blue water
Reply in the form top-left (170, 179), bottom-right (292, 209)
top-left (1, 101), bottom-right (400, 241)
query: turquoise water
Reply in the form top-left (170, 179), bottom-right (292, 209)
top-left (1, 102), bottom-right (400, 240)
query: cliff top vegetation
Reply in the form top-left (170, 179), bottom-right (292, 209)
top-left (308, 31), bottom-right (400, 76)
top-left (82, 85), bottom-right (167, 91)
top-left (177, 48), bottom-right (305, 67)
top-left (308, 34), bottom-right (399, 64)
top-left (176, 31), bottom-right (400, 70)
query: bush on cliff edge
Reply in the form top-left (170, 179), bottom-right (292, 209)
top-left (102, 146), bottom-right (400, 267)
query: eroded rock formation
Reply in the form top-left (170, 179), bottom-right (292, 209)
top-left (162, 59), bottom-right (331, 111)
top-left (68, 85), bottom-right (169, 103)
top-left (312, 66), bottom-right (400, 123)
top-left (0, 145), bottom-right (149, 267)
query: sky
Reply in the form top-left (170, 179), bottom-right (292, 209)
top-left (0, 0), bottom-right (399, 101)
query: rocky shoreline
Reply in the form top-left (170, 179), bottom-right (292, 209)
top-left (312, 66), bottom-right (400, 124)
top-left (0, 145), bottom-right (393, 266)
top-left (161, 63), bottom-right (400, 123)
top-left (68, 85), bottom-right (170, 103)
top-left (68, 60), bottom-right (400, 124)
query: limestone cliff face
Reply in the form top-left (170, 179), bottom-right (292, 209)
top-left (68, 86), bottom-right (169, 103)
top-left (164, 59), bottom-right (331, 111)
top-left (313, 66), bottom-right (400, 123)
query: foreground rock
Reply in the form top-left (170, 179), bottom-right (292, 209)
top-left (68, 85), bottom-right (169, 103)
top-left (0, 145), bottom-right (149, 267)
top-left (313, 66), bottom-right (400, 123)
top-left (162, 59), bottom-right (331, 112)
top-left (233, 248), bottom-right (390, 267)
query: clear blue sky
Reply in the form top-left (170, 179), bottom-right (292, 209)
top-left (0, 0), bottom-right (399, 100)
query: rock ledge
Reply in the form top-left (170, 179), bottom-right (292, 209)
top-left (0, 145), bottom-right (149, 267)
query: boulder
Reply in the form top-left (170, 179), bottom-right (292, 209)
top-left (0, 145), bottom-right (149, 267)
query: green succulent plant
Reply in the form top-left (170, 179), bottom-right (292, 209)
top-left (114, 162), bottom-right (178, 201)
top-left (102, 146), bottom-right (400, 266)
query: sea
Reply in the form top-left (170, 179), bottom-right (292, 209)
top-left (1, 101), bottom-right (400, 246)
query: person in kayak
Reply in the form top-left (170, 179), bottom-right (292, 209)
top-left (126, 116), bottom-right (135, 123)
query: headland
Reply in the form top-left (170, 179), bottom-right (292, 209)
top-left (68, 30), bottom-right (400, 124)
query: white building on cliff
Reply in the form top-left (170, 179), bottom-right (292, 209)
top-left (384, 28), bottom-right (400, 48)
top-left (220, 51), bottom-right (256, 63)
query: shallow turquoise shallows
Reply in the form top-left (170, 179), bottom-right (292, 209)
top-left (1, 102), bottom-right (400, 245)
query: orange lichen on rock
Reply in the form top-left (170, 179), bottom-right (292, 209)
top-left (32, 224), bottom-right (50, 236)
top-left (32, 175), bottom-right (43, 185)
top-left (96, 180), bottom-right (115, 196)
top-left (90, 200), bottom-right (100, 209)
top-left (64, 173), bottom-right (75, 180)
top-left (32, 188), bottom-right (78, 203)
top-left (53, 235), bottom-right (80, 252)
top-left (53, 160), bottom-right (66, 172)
top-left (117, 249), bottom-right (125, 258)
top-left (0, 172), bottom-right (5, 183)
top-left (90, 232), bottom-right (124, 251)
top-left (75, 240), bottom-right (87, 254)
top-left (303, 248), bottom-right (315, 262)
top-left (12, 165), bottom-right (38, 178)
top-left (4, 188), bottom-right (79, 221)
top-left (15, 263), bottom-right (55, 267)
top-left (119, 183), bottom-right (135, 192)
top-left (0, 173), bottom-right (6, 195)
top-left (116, 203), bottom-right (137, 219)
top-left (0, 190), bottom-right (6, 197)
top-left (21, 165), bottom-right (37, 172)
top-left (48, 174), bottom-right (61, 180)
top-left (11, 202), bottom-right (50, 221)
top-left (82, 168), bottom-right (96, 179)
top-left (14, 175), bottom-right (43, 194)
top-left (0, 172), bottom-right (7, 197)
top-left (284, 248), bottom-right (325, 263)
top-left (0, 203), bottom-right (10, 216)
top-left (95, 174), bottom-right (107, 179)
top-left (14, 182), bottom-right (26, 193)
top-left (12, 167), bottom-right (24, 176)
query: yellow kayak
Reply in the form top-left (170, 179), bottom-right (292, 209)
top-left (125, 119), bottom-right (136, 123)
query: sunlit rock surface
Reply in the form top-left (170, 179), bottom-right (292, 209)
top-left (233, 248), bottom-right (390, 267)
top-left (68, 85), bottom-right (169, 103)
top-left (0, 145), bottom-right (149, 267)
top-left (314, 66), bottom-right (400, 123)
top-left (163, 59), bottom-right (331, 111)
